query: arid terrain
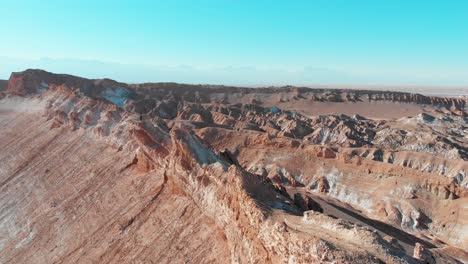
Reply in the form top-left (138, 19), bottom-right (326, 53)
top-left (0, 69), bottom-right (467, 263)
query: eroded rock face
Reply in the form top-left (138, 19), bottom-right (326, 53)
top-left (0, 69), bottom-right (467, 263)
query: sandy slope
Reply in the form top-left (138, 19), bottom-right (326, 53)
top-left (0, 107), bottom-right (230, 264)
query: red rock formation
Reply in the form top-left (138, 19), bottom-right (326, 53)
top-left (0, 69), bottom-right (466, 263)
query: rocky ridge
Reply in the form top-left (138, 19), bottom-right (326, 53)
top-left (0, 69), bottom-right (467, 263)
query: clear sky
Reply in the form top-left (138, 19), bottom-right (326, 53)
top-left (1, 0), bottom-right (467, 86)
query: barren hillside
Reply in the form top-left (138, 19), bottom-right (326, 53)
top-left (0, 69), bottom-right (467, 263)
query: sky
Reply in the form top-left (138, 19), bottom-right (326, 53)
top-left (1, 0), bottom-right (467, 87)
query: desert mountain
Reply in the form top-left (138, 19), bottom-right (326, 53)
top-left (0, 69), bottom-right (467, 263)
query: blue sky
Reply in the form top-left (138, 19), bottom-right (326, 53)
top-left (1, 0), bottom-right (467, 86)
